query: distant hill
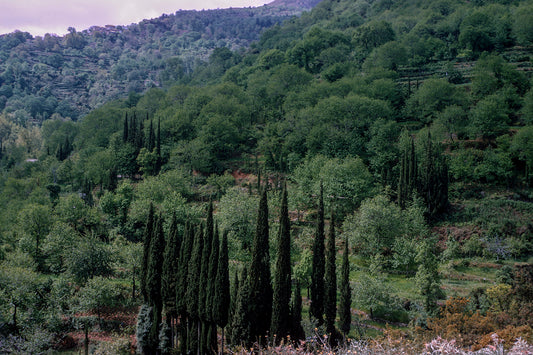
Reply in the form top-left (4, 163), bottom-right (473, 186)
top-left (0, 0), bottom-right (320, 122)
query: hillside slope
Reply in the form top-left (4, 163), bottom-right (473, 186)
top-left (0, 0), bottom-right (320, 122)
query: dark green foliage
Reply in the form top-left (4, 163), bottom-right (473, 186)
top-left (339, 239), bottom-right (351, 337)
top-left (324, 211), bottom-right (337, 335)
top-left (415, 237), bottom-right (444, 316)
top-left (227, 270), bottom-right (239, 346)
top-left (186, 224), bottom-right (203, 320)
top-left (290, 280), bottom-right (305, 342)
top-left (398, 130), bottom-right (418, 209)
top-left (231, 268), bottom-right (251, 347)
top-left (271, 186), bottom-right (292, 340)
top-left (162, 212), bottom-right (181, 316)
top-left (140, 204), bottom-right (154, 302)
top-left (310, 183), bottom-right (325, 325)
top-left (214, 230), bottom-right (231, 328)
top-left (248, 188), bottom-right (272, 344)
top-left (177, 222), bottom-right (193, 316)
top-left (205, 222), bottom-right (220, 354)
top-left (419, 131), bottom-right (449, 220)
top-left (146, 214), bottom-right (166, 352)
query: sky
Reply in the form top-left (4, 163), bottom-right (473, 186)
top-left (0, 0), bottom-right (272, 36)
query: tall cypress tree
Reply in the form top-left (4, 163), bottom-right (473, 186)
top-left (420, 131), bottom-right (448, 220)
top-left (248, 188), bottom-right (272, 344)
top-left (161, 212), bottom-right (181, 338)
top-left (231, 268), bottom-right (251, 347)
top-left (339, 238), bottom-right (351, 338)
top-left (324, 210), bottom-right (337, 336)
top-left (199, 204), bottom-right (214, 353)
top-left (290, 280), bottom-right (305, 342)
top-left (123, 113), bottom-right (129, 143)
top-left (310, 183), bottom-right (325, 325)
top-left (205, 223), bottom-right (220, 354)
top-left (148, 119), bottom-right (155, 152)
top-left (214, 230), bottom-right (231, 352)
top-left (271, 186), bottom-right (292, 341)
top-left (186, 224), bottom-right (204, 354)
top-left (227, 270), bottom-right (239, 346)
top-left (177, 222), bottom-right (194, 353)
top-left (146, 214), bottom-right (166, 353)
top-left (141, 203), bottom-right (155, 302)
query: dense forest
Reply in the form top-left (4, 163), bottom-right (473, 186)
top-left (0, 0), bottom-right (532, 353)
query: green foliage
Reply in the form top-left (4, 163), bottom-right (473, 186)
top-left (415, 237), bottom-right (444, 315)
top-left (65, 236), bottom-right (113, 284)
top-left (271, 187), bottom-right (292, 340)
top-left (310, 183), bottom-right (325, 325)
top-left (338, 239), bottom-right (351, 336)
top-left (248, 188), bottom-right (272, 343)
top-left (342, 194), bottom-right (427, 269)
top-left (324, 212), bottom-right (337, 335)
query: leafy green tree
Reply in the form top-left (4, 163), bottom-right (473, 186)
top-left (17, 204), bottom-right (52, 271)
top-left (353, 273), bottom-right (406, 322)
top-left (511, 125), bottom-right (533, 186)
top-left (338, 239), bottom-right (351, 338)
top-left (271, 186), bottom-right (292, 341)
top-left (248, 188), bottom-right (272, 344)
top-left (76, 276), bottom-right (123, 322)
top-left (405, 78), bottom-right (467, 124)
top-left (415, 237), bottom-right (444, 316)
top-left (65, 236), bottom-right (112, 284)
top-left (230, 268), bottom-right (251, 347)
top-left (310, 183), bottom-right (325, 325)
top-left (354, 20), bottom-right (395, 51)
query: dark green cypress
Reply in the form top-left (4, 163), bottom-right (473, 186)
top-left (420, 130), bottom-right (448, 220)
top-left (186, 224), bottom-right (204, 354)
top-left (162, 212), bottom-right (181, 318)
top-left (227, 270), bottom-right (239, 346)
top-left (129, 112), bottom-right (137, 145)
top-left (123, 113), bottom-right (129, 143)
top-left (271, 186), bottom-right (292, 341)
top-left (155, 118), bottom-right (162, 173)
top-left (339, 239), bottom-right (351, 338)
top-left (141, 203), bottom-right (155, 302)
top-left (177, 222), bottom-right (193, 353)
top-left (205, 223), bottom-right (220, 354)
top-left (231, 268), bottom-right (251, 347)
top-left (248, 188), bottom-right (272, 344)
top-left (310, 183), bottom-right (325, 325)
top-left (148, 119), bottom-right (155, 151)
top-left (214, 230), bottom-right (231, 351)
top-left (199, 219), bottom-right (211, 354)
top-left (146, 214), bottom-right (166, 352)
top-left (324, 210), bottom-right (337, 335)
top-left (290, 280), bottom-right (305, 342)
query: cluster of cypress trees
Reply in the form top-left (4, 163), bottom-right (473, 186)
top-left (309, 184), bottom-right (353, 345)
top-left (137, 202), bottom-right (230, 354)
top-left (123, 113), bottom-right (162, 174)
top-left (398, 130), bottom-right (448, 219)
top-left (137, 183), bottom-right (353, 353)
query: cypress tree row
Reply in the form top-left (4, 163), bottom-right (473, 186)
top-left (140, 203), bottom-right (155, 302)
top-left (146, 214), bottom-right (166, 353)
top-left (123, 113), bottom-right (129, 142)
top-left (248, 188), bottom-right (272, 344)
top-left (398, 130), bottom-right (417, 209)
top-left (310, 183), bottom-right (325, 325)
top-left (339, 238), bottom-right (351, 338)
top-left (214, 230), bottom-right (231, 352)
top-left (324, 210), bottom-right (337, 337)
top-left (271, 186), bottom-right (292, 341)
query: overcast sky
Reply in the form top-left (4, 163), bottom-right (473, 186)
top-left (0, 0), bottom-right (272, 36)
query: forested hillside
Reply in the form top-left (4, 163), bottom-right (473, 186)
top-left (0, 0), bottom-right (320, 122)
top-left (0, 0), bottom-right (532, 353)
